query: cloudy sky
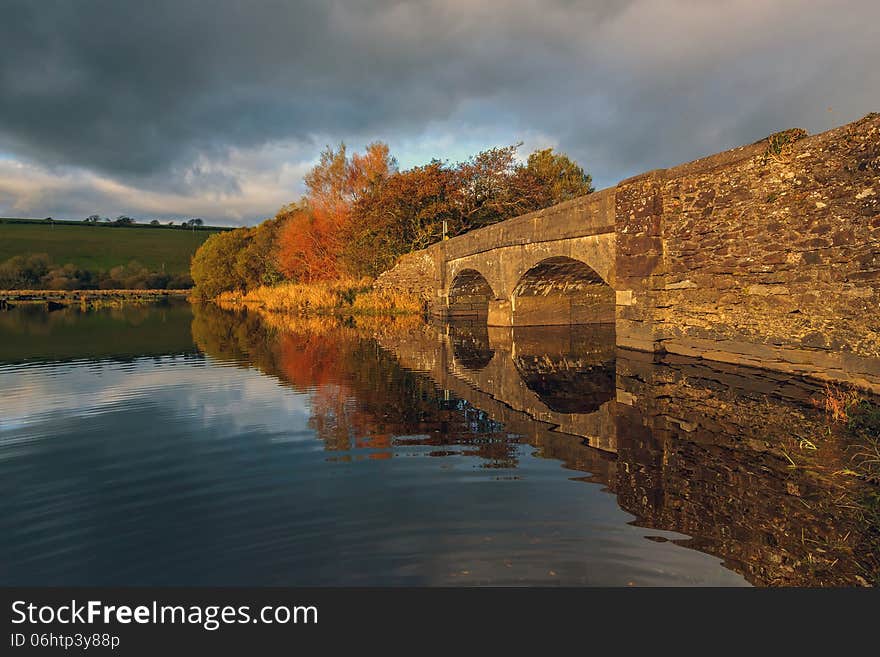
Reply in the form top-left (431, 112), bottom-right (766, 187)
top-left (1, 0), bottom-right (877, 226)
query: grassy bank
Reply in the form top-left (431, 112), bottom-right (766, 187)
top-left (0, 220), bottom-right (223, 275)
top-left (215, 279), bottom-right (423, 316)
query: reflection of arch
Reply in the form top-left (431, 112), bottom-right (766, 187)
top-left (448, 321), bottom-right (494, 371)
top-left (510, 325), bottom-right (616, 413)
top-left (513, 358), bottom-right (615, 413)
top-left (448, 269), bottom-right (495, 319)
top-left (512, 256), bottom-right (615, 326)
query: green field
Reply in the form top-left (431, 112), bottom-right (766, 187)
top-left (0, 219), bottom-right (226, 275)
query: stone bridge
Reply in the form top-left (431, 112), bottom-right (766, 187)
top-left (376, 114), bottom-right (880, 391)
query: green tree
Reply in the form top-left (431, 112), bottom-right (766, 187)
top-left (190, 228), bottom-right (251, 298)
top-left (524, 148), bottom-right (593, 204)
top-left (234, 215), bottom-right (286, 288)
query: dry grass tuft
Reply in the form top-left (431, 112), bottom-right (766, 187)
top-left (215, 279), bottom-right (422, 316)
top-left (814, 383), bottom-right (864, 423)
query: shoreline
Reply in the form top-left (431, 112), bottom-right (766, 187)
top-left (0, 289), bottom-right (190, 309)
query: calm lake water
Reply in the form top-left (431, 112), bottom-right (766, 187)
top-left (1, 301), bottom-right (876, 586)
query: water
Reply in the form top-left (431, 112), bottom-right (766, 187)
top-left (1, 301), bottom-right (876, 586)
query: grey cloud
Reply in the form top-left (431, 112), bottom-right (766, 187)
top-left (0, 0), bottom-right (877, 222)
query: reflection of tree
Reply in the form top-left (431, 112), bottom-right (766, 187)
top-left (191, 305), bottom-right (521, 466)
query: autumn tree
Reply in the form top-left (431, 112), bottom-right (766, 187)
top-left (343, 161), bottom-right (458, 277)
top-left (450, 144), bottom-right (560, 234)
top-left (190, 139), bottom-right (593, 292)
top-left (277, 142), bottom-right (395, 281)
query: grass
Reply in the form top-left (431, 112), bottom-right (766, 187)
top-left (813, 384), bottom-right (880, 483)
top-left (815, 383), bottom-right (864, 423)
top-left (761, 128), bottom-right (807, 164)
top-left (0, 220), bottom-right (224, 275)
top-left (215, 279), bottom-right (423, 316)
top-left (250, 309), bottom-right (426, 336)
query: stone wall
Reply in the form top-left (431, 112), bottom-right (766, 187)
top-left (616, 113), bottom-right (880, 390)
top-left (442, 187), bottom-right (616, 261)
top-left (373, 248), bottom-right (440, 303)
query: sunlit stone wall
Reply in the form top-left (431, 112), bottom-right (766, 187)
top-left (616, 113), bottom-right (880, 390)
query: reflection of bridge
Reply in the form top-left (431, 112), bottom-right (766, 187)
top-left (377, 114), bottom-right (880, 392)
top-left (378, 323), bottom-right (620, 455)
top-left (375, 321), bottom-right (875, 587)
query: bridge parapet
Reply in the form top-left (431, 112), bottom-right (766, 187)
top-left (441, 187), bottom-right (616, 261)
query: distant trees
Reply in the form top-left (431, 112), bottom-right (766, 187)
top-left (77, 215), bottom-right (219, 229)
top-left (190, 140), bottom-right (593, 296)
top-left (0, 254), bottom-right (191, 290)
top-left (0, 253), bottom-right (52, 288)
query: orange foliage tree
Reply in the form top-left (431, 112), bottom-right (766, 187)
top-left (343, 161), bottom-right (459, 277)
top-left (276, 142), bottom-right (395, 281)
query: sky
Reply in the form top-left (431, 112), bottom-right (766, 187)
top-left (0, 0), bottom-right (877, 226)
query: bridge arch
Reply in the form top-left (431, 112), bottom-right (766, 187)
top-left (448, 268), bottom-right (495, 320)
top-left (511, 256), bottom-right (615, 326)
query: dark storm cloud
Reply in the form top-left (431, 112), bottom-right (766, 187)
top-left (0, 0), bottom-right (877, 222)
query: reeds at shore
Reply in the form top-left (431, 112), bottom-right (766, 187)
top-left (214, 279), bottom-right (423, 316)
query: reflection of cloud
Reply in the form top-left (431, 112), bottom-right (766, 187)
top-left (1, 1), bottom-right (877, 223)
top-left (0, 357), bottom-right (310, 439)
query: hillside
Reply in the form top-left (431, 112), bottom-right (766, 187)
top-left (0, 219), bottom-right (227, 276)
